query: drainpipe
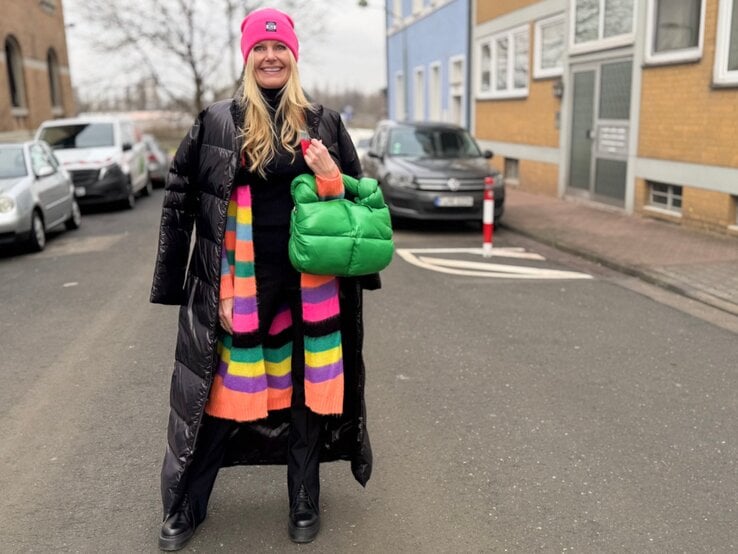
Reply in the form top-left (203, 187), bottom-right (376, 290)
top-left (466, 0), bottom-right (473, 131)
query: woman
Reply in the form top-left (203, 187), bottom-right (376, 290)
top-left (150, 7), bottom-right (377, 551)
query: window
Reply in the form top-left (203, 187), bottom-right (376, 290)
top-left (371, 126), bottom-right (389, 155)
top-left (5, 36), bottom-right (27, 110)
top-left (480, 43), bottom-right (491, 92)
top-left (30, 144), bottom-right (56, 176)
top-left (121, 122), bottom-right (135, 146)
top-left (47, 48), bottom-right (63, 109)
top-left (479, 25), bottom-right (529, 99)
top-left (0, 147), bottom-right (28, 178)
top-left (504, 158), bottom-right (520, 185)
top-left (414, 67), bottom-right (425, 120)
top-left (534, 14), bottom-right (565, 78)
top-left (387, 126), bottom-right (482, 158)
top-left (39, 0), bottom-right (57, 14)
top-left (449, 57), bottom-right (464, 126)
top-left (395, 72), bottom-right (406, 121)
top-left (39, 123), bottom-right (115, 150)
top-left (429, 62), bottom-right (442, 120)
top-left (571, 0), bottom-right (635, 52)
top-left (392, 0), bottom-right (403, 24)
top-left (645, 0), bottom-right (704, 64)
top-left (649, 182), bottom-right (683, 213)
top-left (714, 0), bottom-right (738, 85)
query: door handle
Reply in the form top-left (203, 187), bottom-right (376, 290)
top-left (586, 129), bottom-right (596, 139)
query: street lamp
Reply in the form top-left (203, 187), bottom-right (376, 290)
top-left (358, 0), bottom-right (409, 121)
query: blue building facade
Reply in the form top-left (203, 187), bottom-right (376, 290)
top-left (387, 0), bottom-right (470, 127)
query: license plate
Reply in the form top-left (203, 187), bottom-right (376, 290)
top-left (434, 195), bottom-right (473, 207)
top-left (75, 186), bottom-right (86, 197)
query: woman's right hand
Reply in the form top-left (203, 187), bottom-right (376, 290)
top-left (219, 297), bottom-right (234, 334)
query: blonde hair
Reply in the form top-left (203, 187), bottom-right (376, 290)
top-left (239, 50), bottom-right (314, 178)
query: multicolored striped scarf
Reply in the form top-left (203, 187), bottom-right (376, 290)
top-left (205, 185), bottom-right (344, 422)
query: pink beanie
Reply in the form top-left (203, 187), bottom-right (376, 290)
top-left (240, 8), bottom-right (299, 63)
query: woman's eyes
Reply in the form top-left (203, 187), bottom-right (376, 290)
top-left (254, 44), bottom-right (287, 52)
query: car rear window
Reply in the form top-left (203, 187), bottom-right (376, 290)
top-left (388, 127), bottom-right (482, 159)
top-left (39, 123), bottom-right (115, 150)
top-left (0, 147), bottom-right (27, 178)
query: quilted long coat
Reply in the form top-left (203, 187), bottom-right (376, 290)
top-left (150, 98), bottom-right (377, 519)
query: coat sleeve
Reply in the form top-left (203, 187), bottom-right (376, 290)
top-left (149, 112), bottom-right (204, 305)
top-left (334, 115), bottom-right (382, 291)
top-left (336, 115), bottom-right (363, 180)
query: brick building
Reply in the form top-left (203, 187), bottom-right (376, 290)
top-left (1, 0), bottom-right (75, 139)
top-left (472, 0), bottom-right (738, 235)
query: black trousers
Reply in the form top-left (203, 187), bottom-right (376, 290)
top-left (183, 225), bottom-right (322, 525)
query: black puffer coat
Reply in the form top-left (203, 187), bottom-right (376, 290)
top-left (150, 98), bottom-right (378, 519)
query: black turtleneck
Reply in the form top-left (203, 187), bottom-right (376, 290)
top-left (235, 86), bottom-right (310, 227)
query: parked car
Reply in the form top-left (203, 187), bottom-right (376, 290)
top-left (0, 141), bottom-right (81, 251)
top-left (361, 120), bottom-right (504, 222)
top-left (347, 127), bottom-right (374, 164)
top-left (142, 133), bottom-right (170, 187)
top-left (36, 115), bottom-right (151, 209)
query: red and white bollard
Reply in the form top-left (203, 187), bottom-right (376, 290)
top-left (482, 176), bottom-right (495, 258)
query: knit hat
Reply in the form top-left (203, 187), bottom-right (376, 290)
top-left (240, 8), bottom-right (299, 63)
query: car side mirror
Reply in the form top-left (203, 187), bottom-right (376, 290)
top-left (483, 150), bottom-right (494, 159)
top-left (122, 143), bottom-right (133, 152)
top-left (35, 165), bottom-right (55, 178)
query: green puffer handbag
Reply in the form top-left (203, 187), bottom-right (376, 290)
top-left (289, 173), bottom-right (394, 277)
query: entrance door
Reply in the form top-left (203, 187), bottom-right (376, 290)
top-left (569, 70), bottom-right (595, 191)
top-left (568, 59), bottom-right (632, 206)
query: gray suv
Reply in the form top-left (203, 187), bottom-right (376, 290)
top-left (361, 120), bottom-right (504, 223)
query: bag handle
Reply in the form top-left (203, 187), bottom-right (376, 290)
top-left (291, 173), bottom-right (386, 209)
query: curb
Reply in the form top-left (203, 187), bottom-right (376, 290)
top-left (501, 222), bottom-right (738, 318)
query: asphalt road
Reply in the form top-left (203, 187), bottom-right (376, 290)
top-left (1, 189), bottom-right (737, 553)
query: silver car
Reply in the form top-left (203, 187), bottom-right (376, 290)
top-left (0, 141), bottom-right (81, 252)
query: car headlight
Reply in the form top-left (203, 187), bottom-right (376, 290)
top-left (386, 173), bottom-right (416, 188)
top-left (99, 163), bottom-right (120, 180)
top-left (0, 195), bottom-right (15, 213)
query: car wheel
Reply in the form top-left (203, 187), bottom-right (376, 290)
top-left (27, 210), bottom-right (46, 252)
top-left (65, 200), bottom-right (82, 230)
top-left (142, 175), bottom-right (153, 197)
top-left (121, 180), bottom-right (136, 210)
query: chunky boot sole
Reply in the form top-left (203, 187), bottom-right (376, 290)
top-left (288, 518), bottom-right (320, 544)
top-left (158, 527), bottom-right (194, 551)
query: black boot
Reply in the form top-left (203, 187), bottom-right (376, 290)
top-left (158, 505), bottom-right (197, 551)
top-left (288, 484), bottom-right (320, 543)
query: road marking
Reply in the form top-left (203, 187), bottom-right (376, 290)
top-left (396, 247), bottom-right (593, 280)
top-left (37, 234), bottom-right (127, 258)
top-left (400, 247), bottom-right (545, 260)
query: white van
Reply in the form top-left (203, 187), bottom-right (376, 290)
top-left (36, 115), bottom-right (151, 209)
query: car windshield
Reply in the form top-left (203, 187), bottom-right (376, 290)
top-left (387, 127), bottom-right (482, 159)
top-left (0, 147), bottom-right (28, 178)
top-left (39, 123), bottom-right (115, 149)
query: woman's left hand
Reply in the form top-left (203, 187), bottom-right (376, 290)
top-left (303, 139), bottom-right (340, 179)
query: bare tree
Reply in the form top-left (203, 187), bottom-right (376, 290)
top-left (75, 0), bottom-right (327, 114)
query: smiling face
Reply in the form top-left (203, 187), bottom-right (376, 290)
top-left (251, 40), bottom-right (292, 89)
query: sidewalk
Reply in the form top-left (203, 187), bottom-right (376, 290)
top-left (502, 188), bottom-right (738, 317)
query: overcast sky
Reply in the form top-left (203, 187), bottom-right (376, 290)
top-left (63, 1), bottom-right (387, 102)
